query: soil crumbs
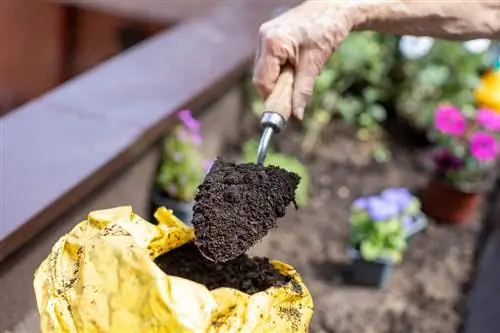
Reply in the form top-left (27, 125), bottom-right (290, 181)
top-left (228, 122), bottom-right (481, 333)
top-left (155, 242), bottom-right (289, 295)
top-left (192, 158), bottom-right (300, 262)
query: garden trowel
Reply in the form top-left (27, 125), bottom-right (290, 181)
top-left (194, 64), bottom-right (296, 263)
top-left (256, 64), bottom-right (295, 165)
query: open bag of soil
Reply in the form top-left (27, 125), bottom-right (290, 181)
top-left (34, 206), bottom-right (313, 333)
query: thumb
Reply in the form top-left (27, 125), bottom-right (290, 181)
top-left (292, 48), bottom-right (325, 120)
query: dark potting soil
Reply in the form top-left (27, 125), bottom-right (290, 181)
top-left (220, 120), bottom-right (483, 333)
top-left (155, 242), bottom-right (290, 294)
top-left (192, 158), bottom-right (300, 263)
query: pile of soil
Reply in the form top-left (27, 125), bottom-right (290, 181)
top-left (192, 158), bottom-right (300, 262)
top-left (155, 242), bottom-right (290, 295)
top-left (221, 121), bottom-right (482, 333)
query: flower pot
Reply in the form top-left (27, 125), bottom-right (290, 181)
top-left (422, 178), bottom-right (482, 224)
top-left (150, 186), bottom-right (194, 226)
top-left (346, 248), bottom-right (394, 289)
top-left (405, 213), bottom-right (428, 239)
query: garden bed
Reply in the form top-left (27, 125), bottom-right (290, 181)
top-left (223, 120), bottom-right (482, 333)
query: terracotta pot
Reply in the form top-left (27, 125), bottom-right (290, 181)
top-left (422, 178), bottom-right (482, 224)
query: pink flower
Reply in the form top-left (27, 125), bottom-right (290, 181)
top-left (178, 109), bottom-right (200, 132)
top-left (475, 108), bottom-right (500, 132)
top-left (434, 105), bottom-right (466, 136)
top-left (470, 132), bottom-right (498, 161)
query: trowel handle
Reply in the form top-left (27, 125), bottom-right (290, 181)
top-left (263, 63), bottom-right (294, 122)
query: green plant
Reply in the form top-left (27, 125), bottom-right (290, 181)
top-left (156, 110), bottom-right (207, 202)
top-left (348, 188), bottom-right (421, 263)
top-left (248, 32), bottom-right (397, 162)
top-left (241, 138), bottom-right (309, 207)
top-left (395, 39), bottom-right (489, 129)
top-left (431, 104), bottom-right (500, 192)
top-left (301, 32), bottom-right (398, 161)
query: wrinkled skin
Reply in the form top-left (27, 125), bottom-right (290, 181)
top-left (253, 0), bottom-right (500, 120)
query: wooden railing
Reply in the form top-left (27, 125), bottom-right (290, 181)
top-left (0, 1), bottom-right (296, 263)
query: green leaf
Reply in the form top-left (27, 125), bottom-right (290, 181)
top-left (360, 240), bottom-right (382, 261)
top-left (417, 65), bottom-right (452, 86)
top-left (372, 145), bottom-right (391, 163)
top-left (403, 198), bottom-right (422, 216)
top-left (362, 87), bottom-right (381, 103)
top-left (367, 104), bottom-right (387, 122)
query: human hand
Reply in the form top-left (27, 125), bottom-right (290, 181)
top-left (253, 1), bottom-right (360, 120)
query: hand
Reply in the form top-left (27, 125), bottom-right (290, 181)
top-left (253, 1), bottom-right (359, 120)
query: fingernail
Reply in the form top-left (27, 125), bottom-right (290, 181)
top-left (295, 107), bottom-right (304, 120)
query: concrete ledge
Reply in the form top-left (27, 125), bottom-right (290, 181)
top-left (0, 86), bottom-right (243, 332)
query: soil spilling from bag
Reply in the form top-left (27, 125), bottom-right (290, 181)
top-left (155, 242), bottom-right (292, 294)
top-left (192, 158), bottom-right (300, 262)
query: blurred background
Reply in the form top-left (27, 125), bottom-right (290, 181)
top-left (1, 1), bottom-right (500, 333)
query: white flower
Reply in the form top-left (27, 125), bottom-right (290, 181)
top-left (399, 36), bottom-right (435, 60)
top-left (463, 39), bottom-right (491, 54)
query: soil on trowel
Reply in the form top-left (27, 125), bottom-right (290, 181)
top-left (155, 242), bottom-right (290, 294)
top-left (192, 158), bottom-right (300, 262)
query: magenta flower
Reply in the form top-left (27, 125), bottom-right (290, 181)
top-left (434, 105), bottom-right (466, 136)
top-left (476, 108), bottom-right (500, 132)
top-left (178, 109), bottom-right (200, 132)
top-left (470, 132), bottom-right (498, 161)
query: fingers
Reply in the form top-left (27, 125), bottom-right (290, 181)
top-left (292, 48), bottom-right (326, 120)
top-left (252, 24), bottom-right (296, 99)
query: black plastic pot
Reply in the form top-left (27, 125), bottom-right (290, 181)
top-left (346, 248), bottom-right (394, 289)
top-left (150, 186), bottom-right (194, 226)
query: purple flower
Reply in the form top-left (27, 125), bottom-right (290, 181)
top-left (432, 148), bottom-right (463, 171)
top-left (470, 132), bottom-right (498, 161)
top-left (380, 188), bottom-right (413, 212)
top-left (352, 197), bottom-right (369, 209)
top-left (402, 215), bottom-right (414, 231)
top-left (178, 109), bottom-right (200, 132)
top-left (434, 105), bottom-right (466, 136)
top-left (476, 108), bottom-right (500, 132)
top-left (204, 160), bottom-right (214, 173)
top-left (366, 196), bottom-right (399, 222)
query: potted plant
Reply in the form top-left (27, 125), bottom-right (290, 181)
top-left (422, 104), bottom-right (500, 224)
top-left (347, 188), bottom-right (425, 289)
top-left (151, 109), bottom-right (211, 225)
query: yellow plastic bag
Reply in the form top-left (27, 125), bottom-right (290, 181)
top-left (34, 206), bottom-right (313, 333)
top-left (474, 69), bottom-right (500, 113)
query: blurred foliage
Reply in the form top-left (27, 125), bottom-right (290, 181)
top-left (302, 32), bottom-right (397, 162)
top-left (395, 40), bottom-right (488, 129)
top-left (248, 33), bottom-right (492, 162)
top-left (157, 121), bottom-right (206, 202)
top-left (241, 138), bottom-right (309, 208)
